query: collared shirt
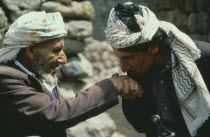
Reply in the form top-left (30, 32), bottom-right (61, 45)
top-left (152, 67), bottom-right (191, 137)
top-left (14, 60), bottom-right (59, 100)
top-left (14, 60), bottom-right (35, 77)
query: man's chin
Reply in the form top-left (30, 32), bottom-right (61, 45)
top-left (127, 72), bottom-right (140, 80)
top-left (45, 69), bottom-right (56, 76)
top-left (127, 70), bottom-right (153, 81)
top-left (127, 70), bottom-right (148, 79)
top-left (49, 71), bottom-right (56, 76)
top-left (34, 69), bottom-right (54, 78)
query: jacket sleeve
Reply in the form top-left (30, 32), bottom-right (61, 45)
top-left (0, 68), bottom-right (119, 130)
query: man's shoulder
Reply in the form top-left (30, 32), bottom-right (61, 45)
top-left (194, 40), bottom-right (210, 56)
top-left (194, 40), bottom-right (210, 46)
top-left (0, 63), bottom-right (27, 78)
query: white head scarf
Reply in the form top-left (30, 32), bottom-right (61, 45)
top-left (0, 11), bottom-right (67, 63)
top-left (105, 2), bottom-right (200, 60)
top-left (105, 2), bottom-right (210, 137)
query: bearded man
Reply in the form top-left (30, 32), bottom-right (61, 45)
top-left (105, 2), bottom-right (210, 137)
top-left (0, 11), bottom-right (142, 137)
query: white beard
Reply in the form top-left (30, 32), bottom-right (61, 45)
top-left (40, 72), bottom-right (58, 92)
top-left (31, 59), bottom-right (58, 92)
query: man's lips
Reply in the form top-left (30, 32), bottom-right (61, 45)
top-left (127, 70), bottom-right (138, 79)
top-left (51, 64), bottom-right (59, 69)
top-left (127, 70), bottom-right (135, 75)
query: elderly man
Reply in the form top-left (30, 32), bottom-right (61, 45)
top-left (105, 2), bottom-right (210, 137)
top-left (0, 11), bottom-right (142, 137)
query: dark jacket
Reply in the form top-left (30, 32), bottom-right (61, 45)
top-left (122, 41), bottom-right (210, 137)
top-left (0, 62), bottom-right (119, 137)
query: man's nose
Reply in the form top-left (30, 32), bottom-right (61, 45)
top-left (57, 50), bottom-right (67, 64)
top-left (121, 62), bottom-right (130, 73)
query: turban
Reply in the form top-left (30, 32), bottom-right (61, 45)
top-left (105, 2), bottom-right (200, 60)
top-left (0, 11), bottom-right (67, 63)
top-left (105, 2), bottom-right (210, 137)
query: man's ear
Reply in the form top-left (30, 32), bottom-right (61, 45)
top-left (148, 46), bottom-right (158, 55)
top-left (25, 44), bottom-right (36, 60)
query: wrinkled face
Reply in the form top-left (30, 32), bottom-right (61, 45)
top-left (31, 37), bottom-right (67, 76)
top-left (113, 47), bottom-right (157, 78)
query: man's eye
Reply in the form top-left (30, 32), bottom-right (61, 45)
top-left (122, 56), bottom-right (133, 60)
top-left (52, 48), bottom-right (62, 54)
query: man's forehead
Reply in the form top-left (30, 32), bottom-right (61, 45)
top-left (38, 37), bottom-right (64, 47)
top-left (113, 48), bottom-right (135, 57)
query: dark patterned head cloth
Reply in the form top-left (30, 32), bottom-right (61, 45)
top-left (105, 2), bottom-right (210, 136)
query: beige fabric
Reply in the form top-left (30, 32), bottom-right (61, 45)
top-left (105, 3), bottom-right (200, 60)
top-left (0, 11), bottom-right (67, 63)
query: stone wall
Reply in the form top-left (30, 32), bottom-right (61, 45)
top-left (156, 0), bottom-right (210, 41)
top-left (90, 0), bottom-right (210, 42)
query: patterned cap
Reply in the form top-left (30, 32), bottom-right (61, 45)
top-left (0, 11), bottom-right (67, 63)
top-left (104, 2), bottom-right (159, 49)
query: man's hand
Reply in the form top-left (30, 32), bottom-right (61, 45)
top-left (24, 136), bottom-right (41, 137)
top-left (110, 73), bottom-right (143, 99)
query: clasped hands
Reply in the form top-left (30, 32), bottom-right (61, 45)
top-left (110, 73), bottom-right (143, 99)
